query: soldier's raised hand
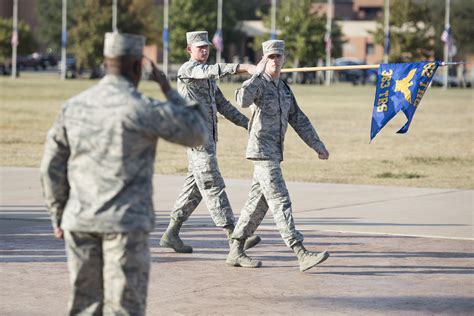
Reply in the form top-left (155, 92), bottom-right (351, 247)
top-left (144, 55), bottom-right (171, 94)
top-left (256, 56), bottom-right (269, 75)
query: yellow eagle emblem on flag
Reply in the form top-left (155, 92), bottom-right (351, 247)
top-left (394, 68), bottom-right (417, 103)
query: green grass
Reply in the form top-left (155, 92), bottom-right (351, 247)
top-left (1, 73), bottom-right (473, 189)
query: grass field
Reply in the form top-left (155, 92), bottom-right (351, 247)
top-left (1, 73), bottom-right (473, 189)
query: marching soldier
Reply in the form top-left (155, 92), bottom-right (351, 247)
top-left (40, 32), bottom-right (208, 315)
top-left (227, 40), bottom-right (330, 271)
top-left (160, 31), bottom-right (261, 253)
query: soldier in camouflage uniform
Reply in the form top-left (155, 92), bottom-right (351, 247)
top-left (227, 40), bottom-right (330, 271)
top-left (40, 32), bottom-right (208, 315)
top-left (160, 31), bottom-right (260, 253)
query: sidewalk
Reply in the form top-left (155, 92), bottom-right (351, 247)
top-left (1, 167), bottom-right (473, 315)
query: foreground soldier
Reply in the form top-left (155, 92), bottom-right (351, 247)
top-left (40, 32), bottom-right (208, 315)
top-left (160, 31), bottom-right (260, 253)
top-left (227, 40), bottom-right (330, 271)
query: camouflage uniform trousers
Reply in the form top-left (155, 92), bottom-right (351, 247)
top-left (171, 145), bottom-right (235, 227)
top-left (64, 230), bottom-right (150, 316)
top-left (232, 160), bottom-right (304, 247)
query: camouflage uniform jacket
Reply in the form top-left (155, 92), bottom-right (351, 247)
top-left (40, 74), bottom-right (208, 233)
top-left (177, 59), bottom-right (249, 148)
top-left (235, 73), bottom-right (326, 161)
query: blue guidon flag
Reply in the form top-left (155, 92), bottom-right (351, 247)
top-left (370, 61), bottom-right (441, 141)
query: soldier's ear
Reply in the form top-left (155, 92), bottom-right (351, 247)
top-left (186, 45), bottom-right (192, 54)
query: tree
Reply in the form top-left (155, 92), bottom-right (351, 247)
top-left (0, 18), bottom-right (36, 64)
top-left (372, 0), bottom-right (434, 62)
top-left (69, 0), bottom-right (160, 78)
top-left (37, 0), bottom-right (84, 53)
top-left (257, 0), bottom-right (343, 68)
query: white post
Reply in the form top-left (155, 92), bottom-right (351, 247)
top-left (216, 0), bottom-right (223, 63)
top-left (325, 0), bottom-right (333, 86)
top-left (443, 0), bottom-right (450, 90)
top-left (271, 0), bottom-right (276, 39)
top-left (383, 0), bottom-right (390, 63)
top-left (112, 0), bottom-right (118, 32)
top-left (163, 0), bottom-right (169, 76)
top-left (60, 0), bottom-right (67, 80)
top-left (11, 0), bottom-right (18, 79)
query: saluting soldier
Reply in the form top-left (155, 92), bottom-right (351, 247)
top-left (160, 31), bottom-right (260, 253)
top-left (227, 40), bottom-right (330, 271)
top-left (40, 32), bottom-right (208, 315)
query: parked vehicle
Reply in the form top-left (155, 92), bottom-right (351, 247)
top-left (58, 54), bottom-right (77, 78)
top-left (334, 58), bottom-right (377, 85)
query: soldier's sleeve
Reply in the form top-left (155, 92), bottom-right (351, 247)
top-left (215, 86), bottom-right (249, 129)
top-left (235, 74), bottom-right (265, 108)
top-left (141, 89), bottom-right (208, 147)
top-left (179, 62), bottom-right (238, 80)
top-left (288, 93), bottom-right (327, 154)
top-left (40, 107), bottom-right (70, 230)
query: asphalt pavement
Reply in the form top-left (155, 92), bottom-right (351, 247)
top-left (1, 167), bottom-right (473, 315)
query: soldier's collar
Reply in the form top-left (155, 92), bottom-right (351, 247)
top-left (263, 72), bottom-right (280, 85)
top-left (100, 74), bottom-right (135, 88)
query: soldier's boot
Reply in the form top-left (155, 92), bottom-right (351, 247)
top-left (292, 242), bottom-right (329, 272)
top-left (223, 224), bottom-right (261, 250)
top-left (159, 219), bottom-right (193, 253)
top-left (226, 238), bottom-right (262, 268)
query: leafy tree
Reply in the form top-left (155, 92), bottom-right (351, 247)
top-left (69, 0), bottom-right (160, 78)
top-left (37, 0), bottom-right (84, 53)
top-left (257, 0), bottom-right (343, 68)
top-left (372, 0), bottom-right (434, 62)
top-left (0, 18), bottom-right (36, 64)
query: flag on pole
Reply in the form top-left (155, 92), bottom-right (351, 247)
top-left (441, 25), bottom-right (454, 57)
top-left (11, 28), bottom-right (18, 46)
top-left (324, 31), bottom-right (332, 54)
top-left (370, 61), bottom-right (441, 141)
top-left (162, 28), bottom-right (169, 49)
top-left (212, 30), bottom-right (224, 52)
top-left (383, 31), bottom-right (390, 56)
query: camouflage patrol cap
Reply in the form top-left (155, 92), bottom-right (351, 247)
top-left (262, 40), bottom-right (285, 56)
top-left (186, 31), bottom-right (212, 47)
top-left (103, 32), bottom-right (145, 58)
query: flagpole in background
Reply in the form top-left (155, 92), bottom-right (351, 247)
top-left (325, 0), bottom-right (333, 86)
top-left (270, 0), bottom-right (276, 40)
top-left (383, 0), bottom-right (390, 63)
top-left (443, 0), bottom-right (451, 90)
top-left (216, 0), bottom-right (223, 63)
top-left (162, 0), bottom-right (169, 76)
top-left (60, 0), bottom-right (67, 81)
top-left (112, 0), bottom-right (118, 32)
top-left (11, 0), bottom-right (18, 79)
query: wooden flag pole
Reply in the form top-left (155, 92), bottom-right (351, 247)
top-left (281, 64), bottom-right (380, 73)
top-left (281, 62), bottom-right (457, 73)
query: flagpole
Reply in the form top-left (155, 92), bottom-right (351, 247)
top-left (281, 62), bottom-right (455, 73)
top-left (11, 0), bottom-right (18, 79)
top-left (383, 0), bottom-right (390, 63)
top-left (60, 0), bottom-right (67, 81)
top-left (163, 0), bottom-right (169, 77)
top-left (325, 0), bottom-right (333, 86)
top-left (443, 0), bottom-right (450, 90)
top-left (270, 0), bottom-right (276, 40)
top-left (216, 0), bottom-right (222, 63)
top-left (112, 0), bottom-right (118, 32)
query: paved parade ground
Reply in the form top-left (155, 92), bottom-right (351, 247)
top-left (1, 167), bottom-right (473, 315)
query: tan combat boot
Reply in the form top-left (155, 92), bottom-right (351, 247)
top-left (223, 224), bottom-right (262, 250)
top-left (226, 238), bottom-right (262, 268)
top-left (292, 242), bottom-right (329, 272)
top-left (160, 219), bottom-right (193, 253)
